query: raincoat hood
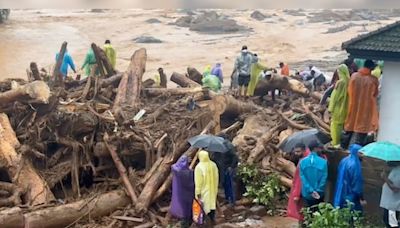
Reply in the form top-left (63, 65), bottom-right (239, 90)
top-left (198, 150), bottom-right (211, 162)
top-left (350, 144), bottom-right (362, 157)
top-left (172, 155), bottom-right (189, 171)
top-left (333, 144), bottom-right (363, 210)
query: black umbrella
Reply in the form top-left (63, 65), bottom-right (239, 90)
top-left (279, 128), bottom-right (331, 153)
top-left (188, 134), bottom-right (229, 153)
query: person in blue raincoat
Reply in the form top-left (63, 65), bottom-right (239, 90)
top-left (55, 49), bottom-right (76, 78)
top-left (333, 144), bottom-right (366, 212)
top-left (299, 140), bottom-right (328, 210)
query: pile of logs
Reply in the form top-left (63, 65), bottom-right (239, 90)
top-left (0, 42), bottom-right (328, 227)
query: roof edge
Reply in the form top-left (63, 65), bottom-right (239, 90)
top-left (342, 20), bottom-right (400, 50)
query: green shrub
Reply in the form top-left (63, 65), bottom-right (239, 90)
top-left (237, 164), bottom-right (285, 213)
top-left (303, 202), bottom-right (362, 228)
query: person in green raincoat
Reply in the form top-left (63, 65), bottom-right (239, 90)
top-left (202, 74), bottom-right (221, 92)
top-left (372, 60), bottom-right (384, 78)
top-left (246, 54), bottom-right (268, 96)
top-left (328, 64), bottom-right (350, 148)
top-left (81, 48), bottom-right (97, 77)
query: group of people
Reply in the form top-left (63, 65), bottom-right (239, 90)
top-left (287, 141), bottom-right (364, 224)
top-left (56, 40), bottom-right (116, 79)
top-left (232, 45), bottom-right (290, 97)
top-left (326, 59), bottom-right (380, 148)
top-left (169, 135), bottom-right (238, 227)
top-left (287, 140), bottom-right (400, 228)
top-left (200, 45), bottom-right (291, 97)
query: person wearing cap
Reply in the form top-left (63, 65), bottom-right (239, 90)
top-left (234, 45), bottom-right (253, 97)
top-left (299, 140), bottom-right (328, 211)
top-left (344, 59), bottom-right (379, 147)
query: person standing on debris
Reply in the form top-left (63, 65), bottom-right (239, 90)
top-left (234, 45), bottom-right (253, 97)
top-left (309, 65), bottom-right (326, 91)
top-left (280, 62), bottom-right (290, 76)
top-left (195, 150), bottom-right (219, 224)
top-left (170, 155), bottom-right (195, 228)
top-left (81, 47), bottom-right (97, 77)
top-left (333, 144), bottom-right (366, 212)
top-left (211, 134), bottom-right (239, 206)
top-left (247, 54), bottom-right (269, 96)
top-left (328, 64), bottom-right (350, 148)
top-left (103, 40), bottom-right (116, 68)
top-left (155, 67), bottom-right (167, 88)
top-left (344, 59), bottom-right (379, 147)
top-left (320, 58), bottom-right (358, 105)
top-left (202, 73), bottom-right (221, 92)
top-left (211, 63), bottom-right (224, 83)
top-left (380, 162), bottom-right (400, 228)
top-left (55, 49), bottom-right (76, 78)
top-left (299, 141), bottom-right (328, 210)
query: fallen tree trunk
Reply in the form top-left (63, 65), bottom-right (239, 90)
top-left (247, 125), bottom-right (281, 164)
top-left (254, 74), bottom-right (322, 100)
top-left (104, 133), bottom-right (137, 204)
top-left (53, 41), bottom-right (67, 86)
top-left (113, 48), bottom-right (147, 111)
top-left (143, 87), bottom-right (205, 97)
top-left (0, 113), bottom-right (54, 206)
top-left (212, 95), bottom-right (262, 117)
top-left (0, 81), bottom-right (50, 108)
top-left (29, 62), bottom-right (41, 81)
top-left (91, 43), bottom-right (106, 78)
top-left (135, 120), bottom-right (215, 213)
top-left (170, 72), bottom-right (201, 88)
top-left (187, 67), bottom-right (203, 84)
top-left (0, 190), bottom-right (129, 228)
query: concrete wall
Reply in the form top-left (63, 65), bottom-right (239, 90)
top-left (377, 61), bottom-right (400, 144)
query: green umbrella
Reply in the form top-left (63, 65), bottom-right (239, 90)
top-left (360, 141), bottom-right (400, 161)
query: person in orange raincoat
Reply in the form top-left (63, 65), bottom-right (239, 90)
top-left (344, 59), bottom-right (379, 146)
top-left (280, 62), bottom-right (290, 76)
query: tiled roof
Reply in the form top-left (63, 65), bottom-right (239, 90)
top-left (342, 21), bottom-right (400, 53)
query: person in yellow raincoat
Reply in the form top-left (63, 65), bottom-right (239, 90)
top-left (247, 54), bottom-right (268, 96)
top-left (195, 150), bottom-right (219, 224)
top-left (328, 64), bottom-right (350, 148)
top-left (203, 65), bottom-right (212, 77)
top-left (103, 40), bottom-right (116, 68)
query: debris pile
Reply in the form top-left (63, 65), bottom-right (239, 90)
top-left (0, 42), bottom-right (327, 227)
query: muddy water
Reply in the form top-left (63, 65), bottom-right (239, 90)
top-left (0, 19), bottom-right (87, 79)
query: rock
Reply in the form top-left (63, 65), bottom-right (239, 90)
top-left (249, 205), bottom-right (267, 217)
top-left (133, 36), bottom-right (163, 43)
top-left (90, 9), bottom-right (105, 13)
top-left (174, 11), bottom-right (248, 34)
top-left (324, 23), bottom-right (356, 34)
top-left (250, 10), bottom-right (269, 21)
top-left (283, 9), bottom-right (306, 17)
top-left (234, 205), bottom-right (247, 213)
top-left (174, 15), bottom-right (193, 27)
top-left (145, 18), bottom-right (161, 24)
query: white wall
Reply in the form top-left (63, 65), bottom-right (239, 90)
top-left (377, 61), bottom-right (400, 144)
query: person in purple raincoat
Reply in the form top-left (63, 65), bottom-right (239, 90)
top-left (170, 155), bottom-right (195, 228)
top-left (211, 63), bottom-right (224, 83)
